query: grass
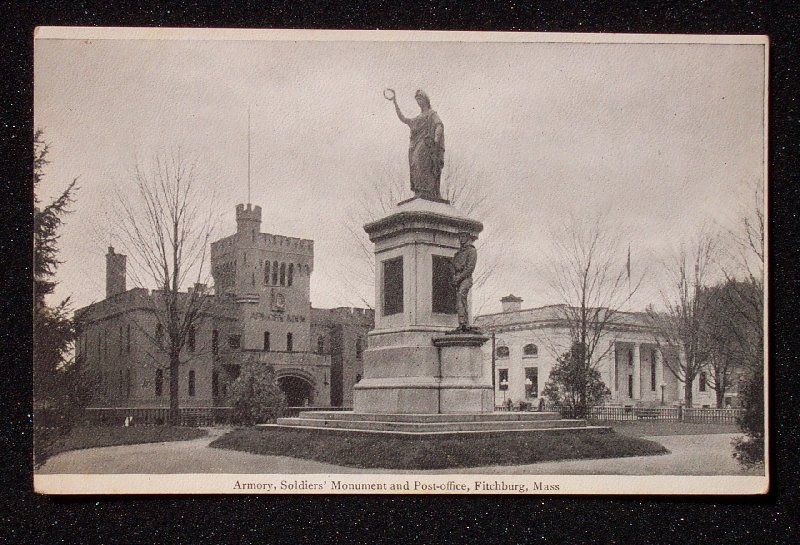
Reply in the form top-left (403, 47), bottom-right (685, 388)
top-left (600, 421), bottom-right (741, 437)
top-left (38, 425), bottom-right (208, 464)
top-left (209, 427), bottom-right (668, 470)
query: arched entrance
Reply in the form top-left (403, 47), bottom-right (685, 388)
top-left (278, 375), bottom-right (315, 407)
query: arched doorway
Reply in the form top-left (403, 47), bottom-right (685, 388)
top-left (278, 375), bottom-right (315, 407)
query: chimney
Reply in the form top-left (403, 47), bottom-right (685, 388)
top-left (106, 246), bottom-right (127, 298)
top-left (500, 294), bottom-right (523, 313)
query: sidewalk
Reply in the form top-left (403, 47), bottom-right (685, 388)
top-left (37, 428), bottom-right (761, 476)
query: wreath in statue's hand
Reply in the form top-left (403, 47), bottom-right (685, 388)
top-left (383, 88), bottom-right (396, 101)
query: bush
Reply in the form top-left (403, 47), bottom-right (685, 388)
top-left (228, 365), bottom-right (287, 426)
top-left (542, 344), bottom-right (610, 419)
top-left (733, 365), bottom-right (764, 467)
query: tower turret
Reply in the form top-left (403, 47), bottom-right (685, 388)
top-left (105, 246), bottom-right (127, 298)
top-left (236, 203), bottom-right (262, 237)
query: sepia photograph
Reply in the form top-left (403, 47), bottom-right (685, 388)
top-left (32, 28), bottom-right (767, 495)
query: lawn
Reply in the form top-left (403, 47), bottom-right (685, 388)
top-left (37, 425), bottom-right (208, 466)
top-left (209, 427), bottom-right (668, 470)
top-left (601, 421), bottom-right (741, 437)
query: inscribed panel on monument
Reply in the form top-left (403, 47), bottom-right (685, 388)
top-left (382, 256), bottom-right (403, 316)
top-left (431, 254), bottom-right (456, 314)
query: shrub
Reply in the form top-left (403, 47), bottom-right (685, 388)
top-left (228, 365), bottom-right (287, 426)
top-left (733, 364), bottom-right (764, 467)
top-left (542, 344), bottom-right (609, 419)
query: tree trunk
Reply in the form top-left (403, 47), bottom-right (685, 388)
top-left (684, 378), bottom-right (693, 408)
top-left (169, 351), bottom-right (180, 426)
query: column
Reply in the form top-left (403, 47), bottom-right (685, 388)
top-left (610, 341), bottom-right (617, 400)
top-left (655, 348), bottom-right (664, 404)
top-left (632, 342), bottom-right (641, 401)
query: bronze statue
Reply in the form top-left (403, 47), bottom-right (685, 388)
top-left (385, 89), bottom-right (445, 200)
top-left (451, 232), bottom-right (478, 332)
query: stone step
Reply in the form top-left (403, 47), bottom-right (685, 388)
top-left (263, 422), bottom-right (609, 436)
top-left (296, 410), bottom-right (562, 423)
top-left (274, 416), bottom-right (588, 433)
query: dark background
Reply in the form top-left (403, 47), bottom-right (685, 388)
top-left (2, 1), bottom-right (798, 543)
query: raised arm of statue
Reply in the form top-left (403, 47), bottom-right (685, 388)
top-left (385, 88), bottom-right (410, 125)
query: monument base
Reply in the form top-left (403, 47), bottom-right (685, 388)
top-left (353, 332), bottom-right (493, 414)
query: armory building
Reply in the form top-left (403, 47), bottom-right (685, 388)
top-left (75, 203), bottom-right (373, 410)
top-left (475, 295), bottom-right (730, 409)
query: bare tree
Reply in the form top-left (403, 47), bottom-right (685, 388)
top-left (646, 231), bottom-right (718, 407)
top-left (540, 214), bottom-right (644, 414)
top-left (336, 153), bottom-right (505, 313)
top-left (115, 151), bottom-right (216, 425)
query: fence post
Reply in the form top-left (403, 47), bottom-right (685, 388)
top-left (678, 405), bottom-right (684, 422)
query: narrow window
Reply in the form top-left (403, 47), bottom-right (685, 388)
top-left (251, 272), bottom-right (255, 286)
top-left (212, 329), bottom-right (219, 356)
top-left (524, 367), bottom-right (538, 398)
top-left (498, 368), bottom-right (509, 390)
top-left (317, 335), bottom-right (325, 354)
top-left (628, 375), bottom-right (634, 398)
top-left (126, 324), bottom-right (131, 353)
top-left (125, 368), bottom-right (132, 398)
top-left (264, 261), bottom-right (270, 285)
top-left (188, 370), bottom-right (196, 397)
top-left (356, 338), bottom-right (364, 359)
top-left (699, 371), bottom-right (707, 392)
top-left (280, 263), bottom-right (286, 286)
top-left (119, 326), bottom-right (124, 355)
top-left (288, 263), bottom-right (294, 287)
top-left (263, 331), bottom-right (270, 351)
top-left (212, 370), bottom-right (219, 398)
top-left (155, 368), bottom-right (163, 397)
top-left (188, 325), bottom-right (196, 353)
top-left (272, 261), bottom-right (278, 285)
top-left (286, 332), bottom-right (293, 352)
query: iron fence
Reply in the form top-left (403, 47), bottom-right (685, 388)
top-left (587, 405), bottom-right (744, 423)
top-left (84, 407), bottom-right (233, 427)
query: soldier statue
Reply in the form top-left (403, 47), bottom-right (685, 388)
top-left (451, 232), bottom-right (479, 333)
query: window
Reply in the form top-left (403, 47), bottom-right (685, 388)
top-left (356, 338), bottom-right (364, 359)
top-left (155, 369), bottom-right (163, 397)
top-left (288, 263), bottom-right (294, 287)
top-left (228, 335), bottom-right (241, 349)
top-left (263, 331), bottom-right (270, 351)
top-left (126, 324), bottom-right (131, 353)
top-left (264, 261), bottom-right (270, 285)
top-left (382, 257), bottom-right (403, 316)
top-left (286, 332), bottom-right (293, 352)
top-left (212, 330), bottom-right (219, 356)
top-left (119, 326), bottom-right (124, 355)
top-left (272, 261), bottom-right (278, 285)
top-left (651, 355), bottom-right (657, 391)
top-left (523, 343), bottom-right (538, 357)
top-left (188, 325), bottom-right (196, 353)
top-left (628, 375), bottom-right (634, 398)
top-left (699, 371), bottom-right (707, 392)
top-left (524, 367), bottom-right (538, 398)
top-left (155, 322), bottom-right (164, 346)
top-left (125, 368), bottom-right (132, 398)
top-left (188, 370), bottom-right (196, 397)
top-left (212, 371), bottom-right (219, 398)
top-left (496, 345), bottom-right (509, 358)
top-left (317, 336), bottom-right (325, 354)
top-left (498, 368), bottom-right (509, 390)
top-left (280, 263), bottom-right (286, 286)
top-left (628, 350), bottom-right (633, 367)
top-left (251, 272), bottom-right (255, 286)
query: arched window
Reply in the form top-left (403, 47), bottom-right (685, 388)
top-left (188, 370), bottom-right (196, 397)
top-left (496, 345), bottom-right (510, 358)
top-left (272, 261), bottom-right (279, 285)
top-left (523, 343), bottom-right (538, 357)
top-left (280, 263), bottom-right (286, 286)
top-left (317, 335), bottom-right (325, 354)
top-left (264, 261), bottom-right (270, 284)
top-left (288, 263), bottom-right (294, 286)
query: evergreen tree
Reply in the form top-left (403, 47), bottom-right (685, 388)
top-left (33, 130), bottom-right (92, 466)
top-left (542, 343), bottom-right (610, 419)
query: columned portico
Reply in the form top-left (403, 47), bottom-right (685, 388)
top-left (632, 342), bottom-right (641, 401)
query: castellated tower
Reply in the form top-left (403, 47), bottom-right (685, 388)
top-left (105, 246), bottom-right (127, 298)
top-left (210, 203), bottom-right (315, 353)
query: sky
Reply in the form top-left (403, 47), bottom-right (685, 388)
top-left (34, 32), bottom-right (766, 315)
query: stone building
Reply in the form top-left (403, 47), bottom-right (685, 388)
top-left (475, 295), bottom-right (726, 409)
top-left (75, 203), bottom-right (373, 409)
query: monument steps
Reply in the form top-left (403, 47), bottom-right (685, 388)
top-left (262, 421), bottom-right (608, 436)
top-left (295, 410), bottom-right (563, 423)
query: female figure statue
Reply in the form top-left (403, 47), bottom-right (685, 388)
top-left (385, 89), bottom-right (445, 200)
